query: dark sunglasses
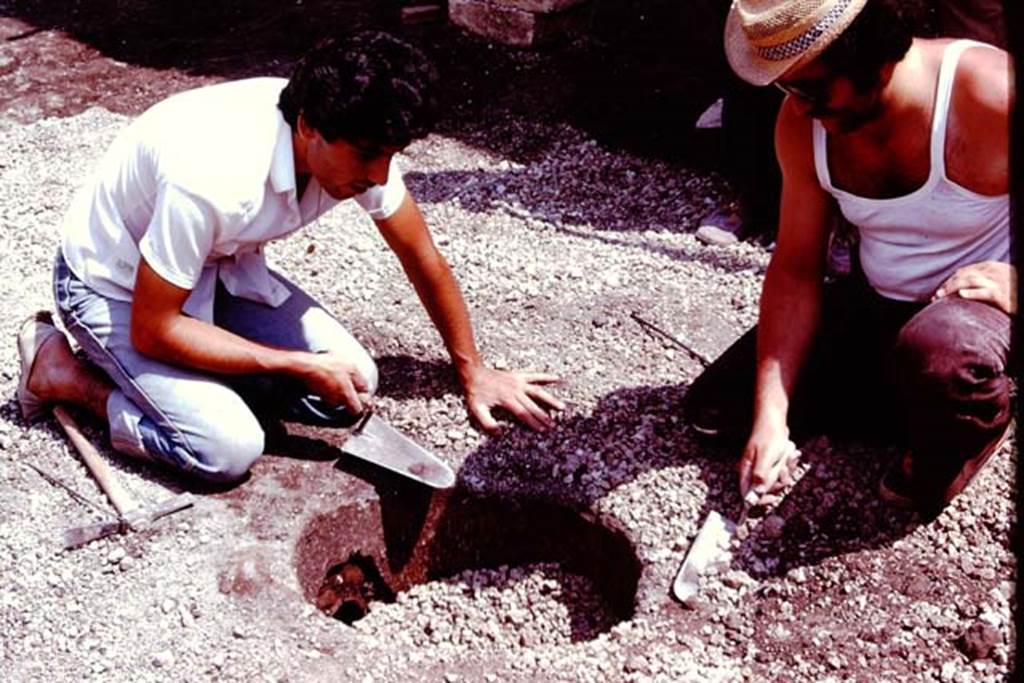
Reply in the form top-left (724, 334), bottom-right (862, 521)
top-left (774, 77), bottom-right (833, 105)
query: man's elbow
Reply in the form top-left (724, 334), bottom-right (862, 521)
top-left (762, 258), bottom-right (824, 304)
top-left (129, 316), bottom-right (167, 359)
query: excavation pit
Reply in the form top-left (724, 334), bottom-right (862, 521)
top-left (295, 488), bottom-right (641, 646)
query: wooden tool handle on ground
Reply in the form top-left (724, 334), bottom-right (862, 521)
top-left (53, 405), bottom-right (137, 517)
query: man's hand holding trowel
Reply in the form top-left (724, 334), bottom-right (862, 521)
top-left (738, 423), bottom-right (802, 508)
top-left (673, 422), bottom-right (802, 603)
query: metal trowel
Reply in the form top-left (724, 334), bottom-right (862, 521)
top-left (672, 492), bottom-right (754, 603)
top-left (341, 409), bottom-right (456, 489)
top-left (673, 446), bottom-right (799, 603)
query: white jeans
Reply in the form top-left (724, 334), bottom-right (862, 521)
top-left (53, 252), bottom-right (377, 482)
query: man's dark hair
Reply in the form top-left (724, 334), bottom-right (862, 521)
top-left (818, 0), bottom-right (914, 91)
top-left (278, 31), bottom-right (438, 148)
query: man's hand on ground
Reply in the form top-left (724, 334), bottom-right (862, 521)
top-left (933, 261), bottom-right (1017, 315)
top-left (463, 366), bottom-right (564, 435)
top-left (739, 422), bottom-right (801, 504)
top-left (295, 351), bottom-right (371, 415)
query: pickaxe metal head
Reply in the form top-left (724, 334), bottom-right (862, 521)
top-left (63, 493), bottom-right (196, 550)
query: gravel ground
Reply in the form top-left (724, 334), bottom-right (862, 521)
top-left (0, 19), bottom-right (1018, 683)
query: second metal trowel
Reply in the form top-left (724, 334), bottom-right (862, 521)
top-left (672, 490), bottom-right (756, 603)
top-left (673, 445), bottom-right (800, 603)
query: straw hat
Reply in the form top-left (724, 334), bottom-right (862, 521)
top-left (725, 0), bottom-right (869, 85)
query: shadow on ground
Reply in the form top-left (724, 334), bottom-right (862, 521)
top-left (403, 167), bottom-right (768, 270)
top-left (454, 383), bottom-right (918, 574)
top-left (262, 373), bottom-right (919, 595)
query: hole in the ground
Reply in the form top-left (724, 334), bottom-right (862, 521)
top-left (295, 489), bottom-right (641, 646)
top-left (315, 553), bottom-right (394, 624)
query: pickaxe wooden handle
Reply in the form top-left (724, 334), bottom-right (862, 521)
top-left (53, 405), bottom-right (137, 517)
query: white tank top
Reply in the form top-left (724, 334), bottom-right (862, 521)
top-left (813, 39), bottom-right (1009, 302)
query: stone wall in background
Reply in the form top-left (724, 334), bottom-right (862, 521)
top-left (448, 0), bottom-right (590, 46)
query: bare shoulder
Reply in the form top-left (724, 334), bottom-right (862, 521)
top-left (955, 44), bottom-right (1012, 114)
top-left (774, 97), bottom-right (815, 178)
top-left (772, 97), bottom-right (832, 275)
top-left (946, 42), bottom-right (1010, 194)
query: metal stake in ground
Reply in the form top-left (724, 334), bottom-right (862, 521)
top-left (630, 312), bottom-right (713, 367)
top-left (52, 405), bottom-right (195, 549)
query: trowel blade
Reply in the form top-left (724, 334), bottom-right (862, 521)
top-left (342, 414), bottom-right (456, 489)
top-left (672, 510), bottom-right (737, 603)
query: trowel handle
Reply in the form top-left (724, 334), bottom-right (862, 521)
top-left (53, 406), bottom-right (137, 517)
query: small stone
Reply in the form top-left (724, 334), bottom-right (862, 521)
top-left (160, 599), bottom-right (176, 614)
top-left (903, 575), bottom-right (931, 598)
top-left (152, 650), bottom-right (174, 668)
top-left (957, 601), bottom-right (979, 618)
top-left (723, 613), bottom-right (744, 632)
top-left (233, 625), bottom-right (248, 639)
top-left (118, 556), bottom-right (134, 572)
top-left (789, 567), bottom-right (807, 583)
top-left (443, 674), bottom-right (460, 683)
top-left (624, 655), bottom-right (648, 673)
top-left (107, 548), bottom-right (126, 565)
top-left (696, 224), bottom-right (739, 246)
top-left (721, 570), bottom-right (752, 590)
top-left (978, 611), bottom-right (1001, 627)
top-left (760, 515), bottom-right (785, 539)
top-left (958, 622), bottom-right (1002, 660)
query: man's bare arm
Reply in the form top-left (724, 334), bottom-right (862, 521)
top-left (931, 47), bottom-right (1015, 315)
top-left (130, 260), bottom-right (371, 412)
top-left (740, 97), bottom-right (835, 499)
top-left (948, 45), bottom-right (1011, 197)
top-left (374, 193), bottom-right (563, 433)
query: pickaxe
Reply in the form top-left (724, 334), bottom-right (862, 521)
top-left (51, 406), bottom-right (194, 549)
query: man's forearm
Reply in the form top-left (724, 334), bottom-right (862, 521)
top-left (751, 265), bottom-right (823, 431)
top-left (132, 313), bottom-right (306, 378)
top-left (398, 247), bottom-right (484, 382)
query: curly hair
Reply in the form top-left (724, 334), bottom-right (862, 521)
top-left (278, 31), bottom-right (438, 148)
top-left (818, 0), bottom-right (914, 91)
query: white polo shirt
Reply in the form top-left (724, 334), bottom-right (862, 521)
top-left (61, 77), bottom-right (407, 321)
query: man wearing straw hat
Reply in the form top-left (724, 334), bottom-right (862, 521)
top-left (684, 0), bottom-right (1013, 515)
